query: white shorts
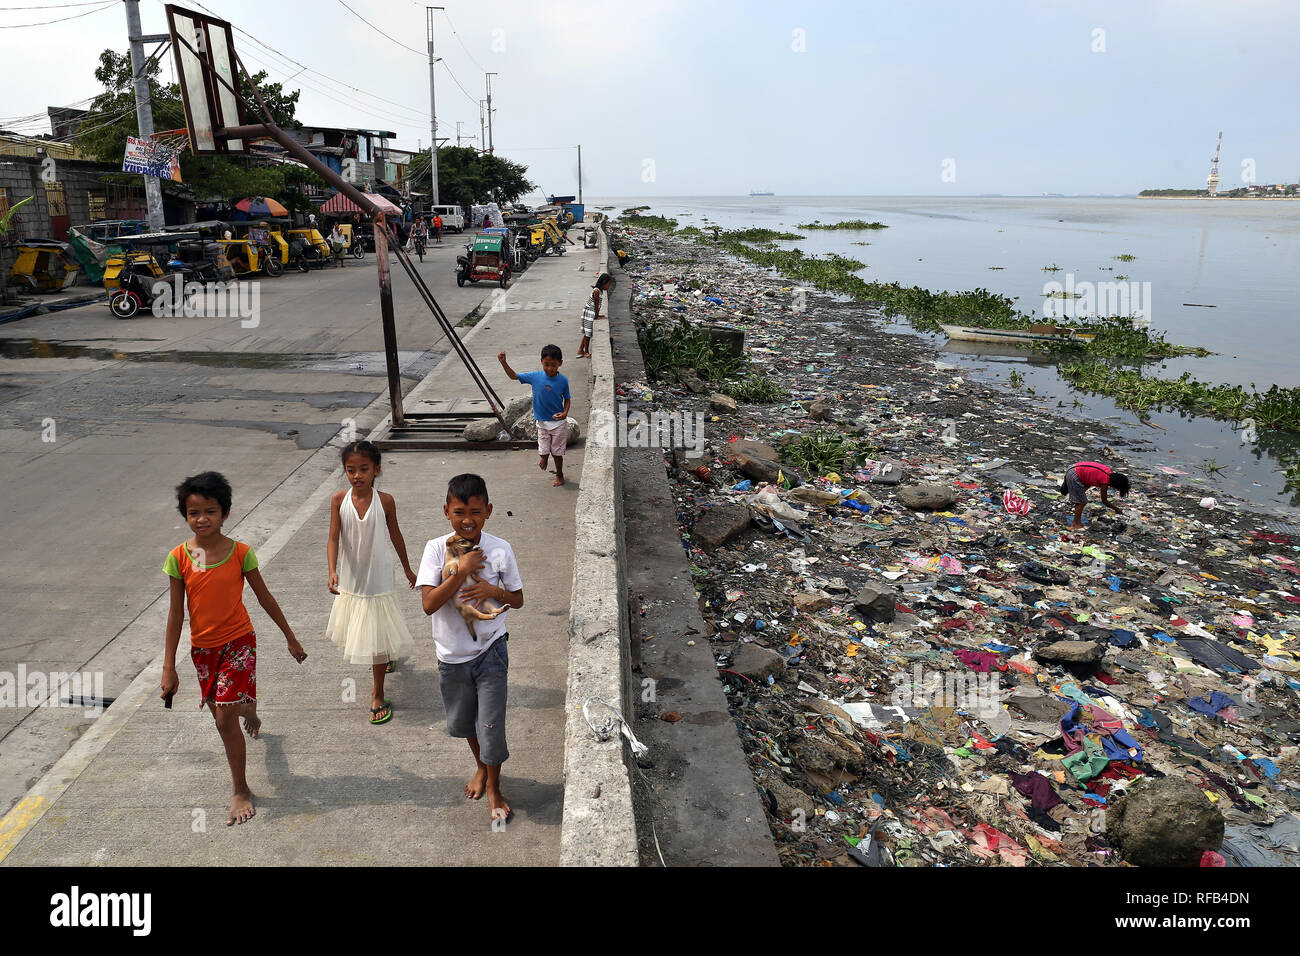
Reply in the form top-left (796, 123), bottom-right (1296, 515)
top-left (537, 422), bottom-right (568, 457)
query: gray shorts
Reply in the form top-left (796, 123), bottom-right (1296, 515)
top-left (1064, 467), bottom-right (1089, 505)
top-left (437, 635), bottom-right (509, 765)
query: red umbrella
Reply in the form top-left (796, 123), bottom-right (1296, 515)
top-left (235, 197), bottom-right (289, 217)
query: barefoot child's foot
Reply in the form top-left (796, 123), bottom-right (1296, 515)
top-left (553, 474), bottom-right (564, 487)
top-left (241, 710), bottom-right (261, 739)
top-left (465, 766), bottom-right (488, 800)
top-left (228, 790), bottom-right (255, 826)
top-left (538, 456), bottom-right (547, 471)
top-left (487, 784), bottom-right (511, 822)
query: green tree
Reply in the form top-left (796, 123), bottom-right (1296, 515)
top-left (411, 145), bottom-right (535, 207)
top-left (77, 49), bottom-right (314, 208)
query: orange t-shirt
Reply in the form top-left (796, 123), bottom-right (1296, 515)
top-left (163, 540), bottom-right (259, 649)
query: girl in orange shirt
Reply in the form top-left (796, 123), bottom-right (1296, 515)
top-left (161, 471), bottom-right (307, 826)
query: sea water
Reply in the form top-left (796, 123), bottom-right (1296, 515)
top-left (594, 196), bottom-right (1300, 512)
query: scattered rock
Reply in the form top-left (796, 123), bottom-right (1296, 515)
top-left (763, 774), bottom-right (815, 819)
top-left (731, 451), bottom-right (785, 486)
top-left (723, 439), bottom-right (780, 462)
top-left (1107, 777), bottom-right (1225, 867)
top-left (896, 482), bottom-right (957, 510)
top-left (692, 504), bottom-right (752, 553)
top-left (709, 392), bottom-right (739, 414)
top-left (853, 583), bottom-right (898, 622)
top-left (793, 590), bottom-right (834, 613)
top-left (729, 643), bottom-right (785, 681)
top-left (807, 399), bottom-right (831, 422)
top-left (789, 486), bottom-right (842, 507)
top-left (676, 369), bottom-right (708, 394)
top-left (1034, 640), bottom-right (1105, 664)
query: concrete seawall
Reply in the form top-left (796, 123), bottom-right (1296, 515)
top-left (559, 219), bottom-right (639, 865)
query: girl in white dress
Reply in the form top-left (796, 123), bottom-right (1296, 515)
top-left (326, 441), bottom-right (417, 724)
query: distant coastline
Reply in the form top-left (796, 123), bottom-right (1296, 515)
top-left (1139, 195), bottom-right (1300, 201)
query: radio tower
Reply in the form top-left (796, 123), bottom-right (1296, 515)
top-left (1206, 131), bottom-right (1222, 196)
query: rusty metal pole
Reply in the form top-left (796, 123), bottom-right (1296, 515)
top-left (372, 213), bottom-right (404, 427)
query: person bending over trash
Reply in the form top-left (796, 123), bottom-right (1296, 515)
top-left (1060, 461), bottom-right (1129, 530)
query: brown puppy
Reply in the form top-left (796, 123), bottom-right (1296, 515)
top-left (443, 533), bottom-right (506, 639)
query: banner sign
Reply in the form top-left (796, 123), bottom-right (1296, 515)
top-left (123, 136), bottom-right (183, 183)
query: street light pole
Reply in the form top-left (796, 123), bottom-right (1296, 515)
top-left (485, 72), bottom-right (497, 154)
top-left (577, 144), bottom-right (582, 204)
top-left (124, 0), bottom-right (164, 229)
top-left (427, 6), bottom-right (444, 207)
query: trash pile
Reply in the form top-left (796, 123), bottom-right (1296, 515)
top-left (618, 225), bottom-right (1300, 867)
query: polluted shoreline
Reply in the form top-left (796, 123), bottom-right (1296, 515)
top-left (616, 221), bottom-right (1300, 867)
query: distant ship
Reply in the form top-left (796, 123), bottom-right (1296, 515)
top-left (749, 190), bottom-right (774, 197)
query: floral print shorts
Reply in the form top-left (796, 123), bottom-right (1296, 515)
top-left (192, 632), bottom-right (256, 707)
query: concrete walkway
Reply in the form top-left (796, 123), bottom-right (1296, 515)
top-left (0, 238), bottom-right (599, 865)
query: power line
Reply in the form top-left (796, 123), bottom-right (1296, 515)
top-left (238, 47), bottom-right (428, 131)
top-left (0, 2), bottom-right (111, 10)
top-left (441, 10), bottom-right (486, 74)
top-left (333, 0), bottom-right (424, 56)
top-left (0, 0), bottom-right (113, 27)
top-left (161, 0), bottom-right (429, 123)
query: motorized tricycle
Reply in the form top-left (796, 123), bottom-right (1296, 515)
top-left (456, 234), bottom-right (511, 288)
top-left (7, 240), bottom-right (80, 292)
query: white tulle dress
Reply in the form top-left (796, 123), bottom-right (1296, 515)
top-left (326, 491), bottom-right (414, 664)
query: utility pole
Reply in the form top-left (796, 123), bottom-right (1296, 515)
top-left (479, 99), bottom-right (486, 153)
top-left (426, 6), bottom-right (443, 206)
top-left (577, 144), bottom-right (582, 204)
top-left (485, 73), bottom-right (497, 154)
top-left (124, 0), bottom-right (165, 229)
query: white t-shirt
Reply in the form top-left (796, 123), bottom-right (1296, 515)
top-left (415, 530), bottom-right (522, 663)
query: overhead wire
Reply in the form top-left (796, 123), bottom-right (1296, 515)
top-left (156, 0), bottom-right (428, 122)
top-left (0, 1), bottom-right (112, 7)
top-left (440, 10), bottom-right (486, 74)
top-left (0, 0), bottom-right (114, 27)
top-left (333, 0), bottom-right (424, 57)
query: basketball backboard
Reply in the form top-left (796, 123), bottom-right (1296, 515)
top-left (165, 4), bottom-right (248, 154)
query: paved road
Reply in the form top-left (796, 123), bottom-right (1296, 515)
top-left (0, 236), bottom-right (572, 823)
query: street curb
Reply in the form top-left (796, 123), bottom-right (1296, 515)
top-left (0, 282), bottom-right (499, 863)
top-left (559, 218), bottom-right (639, 866)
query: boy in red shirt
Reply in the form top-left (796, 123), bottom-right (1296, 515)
top-left (161, 471), bottom-right (307, 825)
top-left (1060, 461), bottom-right (1130, 529)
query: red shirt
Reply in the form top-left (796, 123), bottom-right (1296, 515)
top-left (1073, 462), bottom-right (1112, 488)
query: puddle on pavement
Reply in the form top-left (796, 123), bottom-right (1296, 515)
top-left (0, 338), bottom-right (445, 377)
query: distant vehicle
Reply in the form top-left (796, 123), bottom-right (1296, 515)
top-left (749, 191), bottom-right (774, 196)
top-left (429, 205), bottom-right (465, 233)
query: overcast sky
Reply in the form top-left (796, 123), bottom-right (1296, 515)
top-left (3, 0), bottom-right (1298, 197)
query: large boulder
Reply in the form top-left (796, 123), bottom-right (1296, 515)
top-left (896, 482), bottom-right (957, 510)
top-left (692, 504), bottom-right (752, 553)
top-left (853, 583), bottom-right (898, 622)
top-left (501, 394), bottom-right (535, 429)
top-left (730, 643), bottom-right (785, 682)
top-left (463, 418), bottom-right (504, 442)
top-left (1107, 777), bottom-right (1225, 867)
